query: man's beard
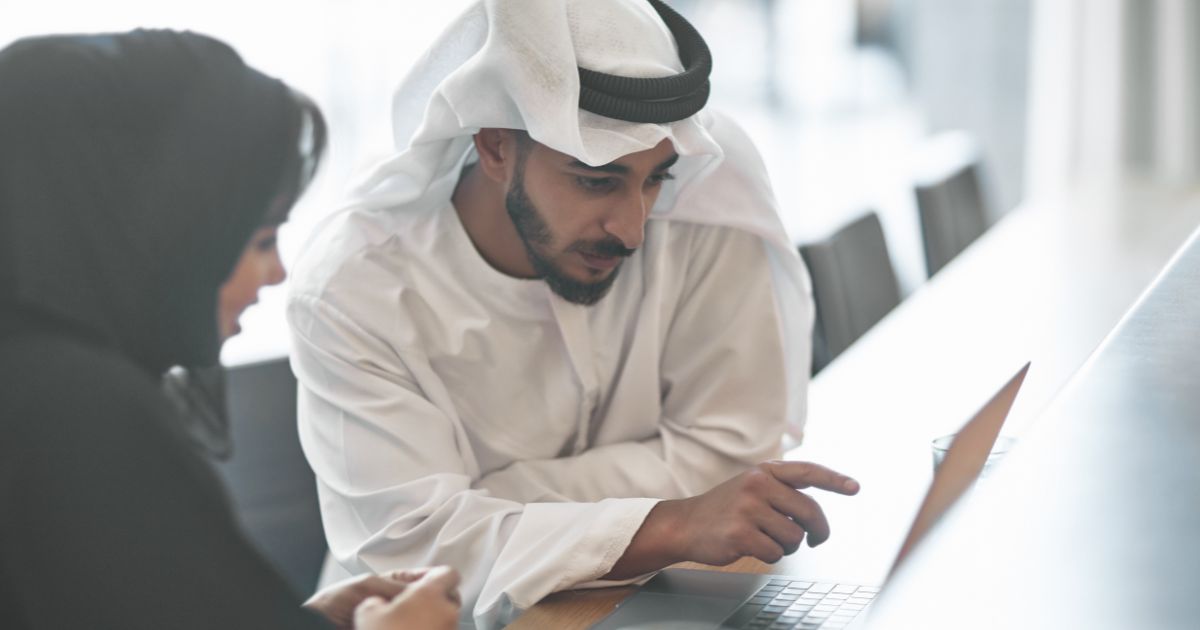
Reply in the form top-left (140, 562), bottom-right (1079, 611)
top-left (505, 173), bottom-right (632, 306)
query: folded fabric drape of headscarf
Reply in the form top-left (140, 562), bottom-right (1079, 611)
top-left (346, 0), bottom-right (726, 218)
top-left (0, 30), bottom-right (298, 376)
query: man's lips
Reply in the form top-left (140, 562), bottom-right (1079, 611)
top-left (580, 251), bottom-right (622, 270)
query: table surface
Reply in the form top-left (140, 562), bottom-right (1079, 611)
top-left (506, 183), bottom-right (1200, 629)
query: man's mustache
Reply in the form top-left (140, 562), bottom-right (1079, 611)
top-left (575, 239), bottom-right (636, 258)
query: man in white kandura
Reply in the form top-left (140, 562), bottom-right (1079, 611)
top-left (288, 0), bottom-right (860, 626)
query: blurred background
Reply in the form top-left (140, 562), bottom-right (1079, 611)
top-left (4, 0), bottom-right (1199, 365)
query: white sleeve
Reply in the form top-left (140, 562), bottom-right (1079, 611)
top-left (287, 294), bottom-right (657, 628)
top-left (474, 227), bottom-right (793, 504)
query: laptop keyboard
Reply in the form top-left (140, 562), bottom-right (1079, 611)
top-left (722, 579), bottom-right (879, 629)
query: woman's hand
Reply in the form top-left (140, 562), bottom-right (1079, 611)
top-left (304, 567), bottom-right (457, 629)
top-left (355, 566), bottom-right (462, 630)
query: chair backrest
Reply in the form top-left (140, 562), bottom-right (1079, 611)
top-left (915, 157), bottom-right (990, 277)
top-left (215, 357), bottom-right (325, 596)
top-left (800, 211), bottom-right (902, 374)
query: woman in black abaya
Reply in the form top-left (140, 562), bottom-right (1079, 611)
top-left (0, 31), bottom-right (458, 630)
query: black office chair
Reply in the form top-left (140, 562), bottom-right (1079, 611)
top-left (914, 148), bottom-right (990, 277)
top-left (215, 357), bottom-right (326, 596)
top-left (800, 211), bottom-right (902, 374)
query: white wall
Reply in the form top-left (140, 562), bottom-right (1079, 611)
top-left (1025, 0), bottom-right (1200, 195)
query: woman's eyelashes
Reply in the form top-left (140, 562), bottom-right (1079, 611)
top-left (254, 235), bottom-right (277, 252)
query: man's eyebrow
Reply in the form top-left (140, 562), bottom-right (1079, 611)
top-left (567, 153), bottom-right (680, 175)
top-left (567, 160), bottom-right (629, 174)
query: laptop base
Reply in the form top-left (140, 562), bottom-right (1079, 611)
top-left (592, 569), bottom-right (874, 629)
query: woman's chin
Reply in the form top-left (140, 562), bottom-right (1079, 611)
top-left (219, 320), bottom-right (242, 343)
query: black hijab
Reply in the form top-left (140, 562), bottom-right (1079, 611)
top-left (0, 30), bottom-right (300, 374)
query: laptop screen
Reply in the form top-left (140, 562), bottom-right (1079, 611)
top-left (887, 362), bottom-right (1030, 577)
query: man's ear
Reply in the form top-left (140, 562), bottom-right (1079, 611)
top-left (473, 128), bottom-right (526, 185)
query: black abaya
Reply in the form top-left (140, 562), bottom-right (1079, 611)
top-left (0, 31), bottom-right (330, 629)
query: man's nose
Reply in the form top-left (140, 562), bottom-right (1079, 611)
top-left (604, 190), bottom-right (649, 250)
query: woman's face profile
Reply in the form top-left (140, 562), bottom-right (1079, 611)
top-left (217, 226), bottom-right (286, 341)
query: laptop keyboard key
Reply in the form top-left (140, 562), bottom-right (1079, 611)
top-left (723, 604), bottom-right (764, 628)
top-left (722, 580), bottom-right (882, 629)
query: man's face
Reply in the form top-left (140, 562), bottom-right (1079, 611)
top-left (505, 137), bottom-right (678, 305)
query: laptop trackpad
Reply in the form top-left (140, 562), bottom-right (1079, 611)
top-left (591, 592), bottom-right (737, 629)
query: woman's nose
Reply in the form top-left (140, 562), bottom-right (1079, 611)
top-left (266, 251), bottom-right (287, 286)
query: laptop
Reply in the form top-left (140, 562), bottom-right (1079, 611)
top-left (592, 363), bottom-right (1030, 630)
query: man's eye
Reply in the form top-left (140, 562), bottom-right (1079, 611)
top-left (649, 171), bottom-right (676, 185)
top-left (255, 236), bottom-right (278, 252)
top-left (577, 176), bottom-right (617, 193)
